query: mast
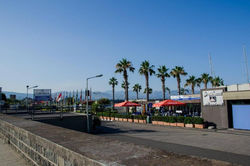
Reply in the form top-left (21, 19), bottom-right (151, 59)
top-left (243, 45), bottom-right (249, 83)
top-left (208, 53), bottom-right (215, 77)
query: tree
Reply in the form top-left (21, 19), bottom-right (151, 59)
top-left (211, 76), bottom-right (224, 87)
top-left (184, 75), bottom-right (200, 94)
top-left (133, 84), bottom-right (142, 100)
top-left (200, 73), bottom-right (212, 89)
top-left (165, 87), bottom-right (171, 99)
top-left (156, 65), bottom-right (170, 100)
top-left (143, 87), bottom-right (152, 95)
top-left (115, 58), bottom-right (135, 101)
top-left (109, 77), bottom-right (118, 110)
top-left (139, 61), bottom-right (155, 101)
top-left (170, 66), bottom-right (187, 95)
top-left (121, 81), bottom-right (130, 89)
top-left (180, 88), bottom-right (189, 95)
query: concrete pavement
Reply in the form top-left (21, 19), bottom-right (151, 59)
top-left (96, 121), bottom-right (250, 166)
top-left (0, 136), bottom-right (30, 166)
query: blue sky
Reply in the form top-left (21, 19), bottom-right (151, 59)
top-left (0, 0), bottom-right (250, 93)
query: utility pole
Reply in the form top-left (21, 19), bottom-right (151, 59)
top-left (243, 45), bottom-right (249, 83)
top-left (208, 53), bottom-right (215, 77)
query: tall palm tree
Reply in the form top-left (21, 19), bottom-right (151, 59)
top-left (115, 58), bottom-right (135, 101)
top-left (211, 76), bottom-right (224, 87)
top-left (133, 84), bottom-right (142, 100)
top-left (200, 73), bottom-right (212, 89)
top-left (121, 81), bottom-right (130, 89)
top-left (180, 88), bottom-right (189, 95)
top-left (184, 75), bottom-right (199, 94)
top-left (156, 65), bottom-right (170, 100)
top-left (139, 61), bottom-right (155, 101)
top-left (165, 87), bottom-right (171, 99)
top-left (109, 77), bottom-right (118, 110)
top-left (143, 87), bottom-right (152, 95)
top-left (170, 66), bottom-right (187, 95)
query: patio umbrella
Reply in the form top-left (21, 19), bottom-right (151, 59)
top-left (114, 101), bottom-right (141, 107)
top-left (153, 99), bottom-right (185, 107)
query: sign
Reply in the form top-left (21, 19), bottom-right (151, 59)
top-left (202, 89), bottom-right (223, 106)
top-left (171, 95), bottom-right (200, 100)
top-left (34, 89), bottom-right (51, 101)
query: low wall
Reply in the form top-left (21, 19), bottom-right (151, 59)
top-left (0, 119), bottom-right (103, 166)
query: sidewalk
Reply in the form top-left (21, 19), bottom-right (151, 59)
top-left (0, 136), bottom-right (30, 166)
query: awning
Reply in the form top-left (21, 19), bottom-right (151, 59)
top-left (114, 101), bottom-right (141, 107)
top-left (153, 99), bottom-right (185, 107)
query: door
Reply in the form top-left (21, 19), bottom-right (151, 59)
top-left (232, 105), bottom-right (250, 130)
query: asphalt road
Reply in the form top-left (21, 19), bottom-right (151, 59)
top-left (96, 121), bottom-right (250, 166)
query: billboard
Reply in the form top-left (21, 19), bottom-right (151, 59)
top-left (34, 89), bottom-right (51, 101)
top-left (202, 89), bottom-right (224, 106)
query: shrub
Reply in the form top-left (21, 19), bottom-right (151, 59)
top-left (177, 116), bottom-right (185, 123)
top-left (169, 116), bottom-right (177, 123)
top-left (184, 117), bottom-right (193, 124)
top-left (193, 117), bottom-right (204, 124)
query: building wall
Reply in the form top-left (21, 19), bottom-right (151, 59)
top-left (201, 88), bottom-right (229, 128)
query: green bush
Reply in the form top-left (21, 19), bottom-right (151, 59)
top-left (184, 117), bottom-right (193, 124)
top-left (169, 116), bottom-right (177, 123)
top-left (134, 115), bottom-right (146, 120)
top-left (177, 116), bottom-right (185, 123)
top-left (193, 117), bottom-right (204, 124)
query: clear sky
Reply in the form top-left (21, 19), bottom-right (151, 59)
top-left (1, 0), bottom-right (250, 93)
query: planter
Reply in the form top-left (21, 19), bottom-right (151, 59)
top-left (158, 121), bottom-right (165, 125)
top-left (134, 119), bottom-right (139, 123)
top-left (115, 117), bottom-right (119, 121)
top-left (122, 118), bottom-right (127, 122)
top-left (169, 123), bottom-right (177, 126)
top-left (118, 118), bottom-right (123, 122)
top-left (99, 116), bottom-right (104, 120)
top-left (176, 123), bottom-right (185, 127)
top-left (152, 121), bottom-right (158, 125)
top-left (194, 124), bottom-right (204, 129)
top-left (138, 119), bottom-right (146, 123)
top-left (128, 119), bottom-right (133, 123)
top-left (163, 122), bottom-right (170, 126)
top-left (110, 117), bottom-right (115, 121)
top-left (185, 124), bottom-right (194, 128)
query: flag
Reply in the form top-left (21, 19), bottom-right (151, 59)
top-left (80, 89), bottom-right (82, 103)
top-left (56, 93), bottom-right (62, 102)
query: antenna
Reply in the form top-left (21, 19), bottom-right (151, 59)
top-left (243, 45), bottom-right (249, 83)
top-left (208, 53), bottom-right (215, 77)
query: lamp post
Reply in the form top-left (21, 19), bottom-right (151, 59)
top-left (86, 74), bottom-right (103, 132)
top-left (26, 85), bottom-right (38, 118)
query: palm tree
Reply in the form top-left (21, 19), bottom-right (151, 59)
top-left (139, 61), bottom-right (155, 101)
top-left (211, 76), bottom-right (224, 87)
top-left (109, 77), bottom-right (118, 110)
top-left (170, 66), bottom-right (187, 95)
top-left (115, 58), bottom-right (135, 101)
top-left (200, 73), bottom-right (212, 89)
top-left (184, 75), bottom-right (199, 94)
top-left (143, 87), bottom-right (152, 95)
top-left (133, 84), bottom-right (142, 100)
top-left (156, 65), bottom-right (170, 100)
top-left (165, 87), bottom-right (171, 99)
top-left (121, 81), bottom-right (130, 89)
top-left (180, 88), bottom-right (189, 95)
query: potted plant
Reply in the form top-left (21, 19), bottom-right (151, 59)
top-left (184, 117), bottom-right (194, 128)
top-left (127, 115), bottom-right (133, 122)
top-left (133, 115), bottom-right (140, 123)
top-left (194, 117), bottom-right (204, 129)
top-left (176, 116), bottom-right (185, 127)
top-left (163, 116), bottom-right (170, 126)
top-left (138, 115), bottom-right (146, 123)
top-left (169, 116), bottom-right (177, 126)
top-left (152, 116), bottom-right (160, 125)
top-left (110, 113), bottom-right (115, 121)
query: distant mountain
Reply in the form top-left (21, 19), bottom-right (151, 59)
top-left (2, 89), bottom-right (200, 100)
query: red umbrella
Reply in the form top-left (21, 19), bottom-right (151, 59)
top-left (114, 101), bottom-right (141, 107)
top-left (153, 99), bottom-right (185, 107)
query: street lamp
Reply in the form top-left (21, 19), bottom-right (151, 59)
top-left (26, 85), bottom-right (38, 115)
top-left (86, 74), bottom-right (103, 132)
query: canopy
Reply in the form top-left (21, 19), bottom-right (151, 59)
top-left (114, 101), bottom-right (141, 107)
top-left (153, 99), bottom-right (185, 107)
